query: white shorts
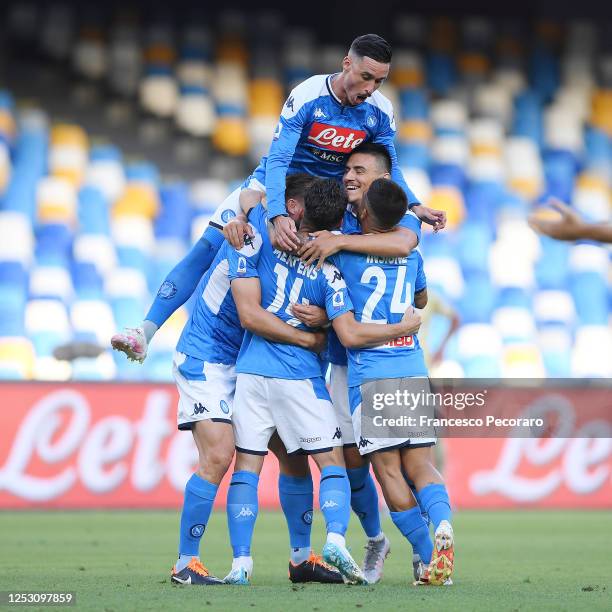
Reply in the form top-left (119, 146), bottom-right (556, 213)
top-left (173, 352), bottom-right (236, 430)
top-left (233, 373), bottom-right (343, 455)
top-left (329, 364), bottom-right (355, 446)
top-left (208, 178), bottom-right (265, 230)
top-left (348, 381), bottom-right (437, 456)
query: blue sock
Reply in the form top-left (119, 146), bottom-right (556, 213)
top-left (179, 473), bottom-right (218, 557)
top-left (401, 467), bottom-right (429, 524)
top-left (226, 471), bottom-right (259, 557)
top-left (347, 465), bottom-right (381, 538)
top-left (319, 466), bottom-right (350, 536)
top-left (278, 474), bottom-right (313, 550)
top-left (419, 484), bottom-right (452, 530)
top-left (390, 507), bottom-right (433, 564)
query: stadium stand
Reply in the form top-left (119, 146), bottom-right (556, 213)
top-left (0, 6), bottom-right (610, 380)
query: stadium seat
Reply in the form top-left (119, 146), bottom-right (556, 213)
top-left (0, 337), bottom-right (35, 379)
top-left (73, 234), bottom-right (117, 276)
top-left (25, 299), bottom-right (70, 357)
top-left (70, 300), bottom-right (116, 345)
top-left (29, 266), bottom-right (73, 302)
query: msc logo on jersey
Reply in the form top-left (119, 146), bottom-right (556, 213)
top-left (237, 257), bottom-right (247, 274)
top-left (332, 291), bottom-right (345, 309)
top-left (221, 209), bottom-right (236, 223)
top-left (367, 114), bottom-right (377, 128)
top-left (220, 400), bottom-right (230, 414)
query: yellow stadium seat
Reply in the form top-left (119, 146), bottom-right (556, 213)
top-left (217, 38), bottom-right (248, 67)
top-left (113, 183), bottom-right (159, 219)
top-left (249, 79), bottom-right (283, 117)
top-left (458, 53), bottom-right (490, 76)
top-left (575, 172), bottom-right (608, 192)
top-left (145, 44), bottom-right (176, 65)
top-left (398, 121), bottom-right (431, 142)
top-left (37, 177), bottom-right (77, 224)
top-left (427, 186), bottom-right (466, 229)
top-left (508, 177), bottom-right (542, 201)
top-left (0, 110), bottom-right (16, 142)
top-left (471, 143), bottom-right (502, 157)
top-left (0, 338), bottom-right (36, 379)
top-left (502, 344), bottom-right (545, 377)
top-left (50, 124), bottom-right (88, 148)
top-left (213, 117), bottom-right (249, 156)
top-left (429, 17), bottom-right (457, 53)
top-left (392, 69), bottom-right (424, 88)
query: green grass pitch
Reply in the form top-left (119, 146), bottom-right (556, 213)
top-left (1, 510), bottom-right (610, 611)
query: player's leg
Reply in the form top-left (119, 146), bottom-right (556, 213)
top-left (224, 373), bottom-right (275, 585)
top-left (402, 445), bottom-right (454, 585)
top-left (268, 434), bottom-right (343, 584)
top-left (343, 446), bottom-right (390, 583)
top-left (369, 449), bottom-right (435, 581)
top-left (172, 357), bottom-right (236, 585)
top-left (270, 376), bottom-right (366, 584)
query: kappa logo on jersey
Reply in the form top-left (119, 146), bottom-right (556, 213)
top-left (332, 427), bottom-right (342, 440)
top-left (332, 291), bottom-right (345, 309)
top-left (307, 123), bottom-right (366, 153)
top-left (237, 256), bottom-right (247, 275)
top-left (243, 234), bottom-right (255, 249)
top-left (192, 402), bottom-right (209, 415)
top-left (285, 96), bottom-right (295, 112)
top-left (314, 107), bottom-right (326, 119)
top-left (234, 506), bottom-right (256, 519)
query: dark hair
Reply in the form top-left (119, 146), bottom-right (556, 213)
top-left (347, 142), bottom-right (392, 173)
top-left (364, 179), bottom-right (407, 230)
top-left (303, 178), bottom-right (347, 231)
top-left (285, 173), bottom-right (318, 202)
top-left (349, 34), bottom-right (392, 64)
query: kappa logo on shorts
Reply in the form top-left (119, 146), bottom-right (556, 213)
top-left (192, 402), bottom-right (209, 416)
top-left (358, 437), bottom-right (373, 449)
top-left (332, 427), bottom-right (342, 440)
top-left (220, 400), bottom-right (230, 414)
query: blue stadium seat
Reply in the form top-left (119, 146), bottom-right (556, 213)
top-left (456, 272), bottom-right (496, 323)
top-left (399, 89), bottom-right (429, 120)
top-left (426, 53), bottom-right (456, 95)
top-left (534, 236), bottom-right (569, 289)
top-left (35, 224), bottom-right (72, 266)
top-left (397, 142), bottom-right (429, 169)
top-left (71, 261), bottom-right (104, 299)
top-left (542, 149), bottom-right (578, 202)
top-left (78, 186), bottom-right (110, 235)
top-left (569, 271), bottom-right (608, 325)
top-left (155, 183), bottom-right (192, 241)
top-left (429, 163), bottom-right (466, 190)
top-left (457, 222), bottom-right (492, 274)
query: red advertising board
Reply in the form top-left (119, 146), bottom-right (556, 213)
top-left (0, 383), bottom-right (610, 509)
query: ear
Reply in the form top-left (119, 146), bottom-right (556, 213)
top-left (382, 172), bottom-right (391, 180)
top-left (342, 55), bottom-right (351, 72)
top-left (286, 198), bottom-right (304, 222)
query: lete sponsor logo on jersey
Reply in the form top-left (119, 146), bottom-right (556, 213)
top-left (307, 123), bottom-right (366, 153)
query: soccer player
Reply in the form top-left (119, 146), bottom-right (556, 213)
top-left (223, 178), bottom-right (422, 585)
top-left (111, 34), bottom-right (445, 366)
top-left (112, 175), bottom-right (342, 585)
top-left (225, 142), bottom-right (422, 583)
top-left (331, 178), bottom-right (455, 586)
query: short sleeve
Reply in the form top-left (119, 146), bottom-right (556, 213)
top-left (320, 262), bottom-right (353, 320)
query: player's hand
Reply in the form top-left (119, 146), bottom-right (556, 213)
top-left (297, 230), bottom-right (341, 269)
top-left (413, 205), bottom-right (447, 232)
top-left (271, 215), bottom-right (300, 251)
top-left (307, 329), bottom-right (328, 354)
top-left (400, 306), bottom-right (422, 336)
top-left (528, 198), bottom-right (585, 241)
top-left (223, 216), bottom-right (253, 249)
top-left (290, 303), bottom-right (330, 328)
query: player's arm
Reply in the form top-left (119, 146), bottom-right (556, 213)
top-left (528, 198), bottom-right (612, 243)
top-left (414, 288), bottom-right (428, 309)
top-left (331, 308), bottom-right (421, 349)
top-left (298, 227), bottom-right (418, 268)
top-left (231, 277), bottom-right (325, 351)
top-left (224, 189), bottom-right (264, 248)
top-left (266, 91), bottom-right (309, 250)
top-left (413, 250), bottom-right (427, 309)
top-left (374, 114), bottom-right (446, 231)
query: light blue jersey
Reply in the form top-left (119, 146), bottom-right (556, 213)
top-left (332, 249), bottom-right (428, 387)
top-left (228, 205), bottom-right (353, 380)
top-left (175, 242), bottom-right (244, 365)
top-left (325, 209), bottom-right (423, 367)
